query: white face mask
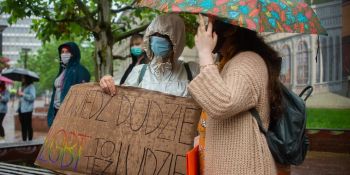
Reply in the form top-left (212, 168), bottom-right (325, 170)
top-left (61, 53), bottom-right (71, 64)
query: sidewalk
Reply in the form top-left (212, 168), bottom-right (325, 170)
top-left (292, 151), bottom-right (350, 175)
top-left (1, 98), bottom-right (47, 143)
top-left (306, 92), bottom-right (350, 109)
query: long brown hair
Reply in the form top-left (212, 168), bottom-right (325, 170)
top-left (129, 33), bottom-right (143, 47)
top-left (214, 20), bottom-right (283, 120)
top-left (22, 77), bottom-right (33, 87)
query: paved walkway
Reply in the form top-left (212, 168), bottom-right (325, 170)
top-left (292, 151), bottom-right (350, 175)
top-left (0, 98), bottom-right (47, 144)
top-left (306, 92), bottom-right (350, 109)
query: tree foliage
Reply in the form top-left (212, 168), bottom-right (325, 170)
top-left (0, 56), bottom-right (10, 72)
top-left (0, 0), bottom-right (198, 79)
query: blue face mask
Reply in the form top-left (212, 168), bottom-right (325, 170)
top-left (130, 46), bottom-right (143, 56)
top-left (150, 36), bottom-right (171, 57)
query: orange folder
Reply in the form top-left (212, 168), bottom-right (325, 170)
top-left (186, 145), bottom-right (199, 175)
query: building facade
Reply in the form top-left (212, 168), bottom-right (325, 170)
top-left (264, 0), bottom-right (343, 94)
top-left (343, 0), bottom-right (350, 90)
top-left (0, 14), bottom-right (42, 65)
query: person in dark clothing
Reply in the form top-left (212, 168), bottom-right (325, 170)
top-left (18, 111), bottom-right (33, 141)
top-left (47, 42), bottom-right (91, 127)
top-left (120, 34), bottom-right (148, 85)
top-left (18, 77), bottom-right (35, 141)
top-left (0, 81), bottom-right (10, 140)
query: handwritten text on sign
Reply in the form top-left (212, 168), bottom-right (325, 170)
top-left (35, 83), bottom-right (201, 174)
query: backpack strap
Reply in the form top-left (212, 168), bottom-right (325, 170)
top-left (299, 86), bottom-right (313, 101)
top-left (138, 64), bottom-right (148, 84)
top-left (250, 108), bottom-right (267, 135)
top-left (184, 62), bottom-right (193, 81)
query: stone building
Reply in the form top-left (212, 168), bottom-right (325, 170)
top-left (264, 0), bottom-right (344, 93)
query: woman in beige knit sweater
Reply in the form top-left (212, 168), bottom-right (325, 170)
top-left (188, 15), bottom-right (282, 175)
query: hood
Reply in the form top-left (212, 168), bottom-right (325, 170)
top-left (58, 42), bottom-right (81, 68)
top-left (144, 13), bottom-right (186, 62)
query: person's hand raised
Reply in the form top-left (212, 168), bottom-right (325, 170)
top-left (195, 14), bottom-right (217, 66)
top-left (99, 75), bottom-right (116, 96)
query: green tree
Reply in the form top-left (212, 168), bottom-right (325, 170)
top-left (0, 0), bottom-right (198, 80)
top-left (17, 38), bottom-right (95, 95)
top-left (0, 57), bottom-right (10, 72)
top-left (0, 0), bottom-right (150, 80)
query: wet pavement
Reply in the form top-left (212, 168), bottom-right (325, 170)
top-left (292, 151), bottom-right (350, 175)
top-left (0, 97), bottom-right (47, 144)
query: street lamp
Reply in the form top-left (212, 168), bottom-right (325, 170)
top-left (0, 25), bottom-right (7, 57)
top-left (21, 48), bottom-right (31, 69)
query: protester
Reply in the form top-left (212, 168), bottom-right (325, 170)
top-left (0, 81), bottom-right (10, 140)
top-left (100, 13), bottom-right (199, 97)
top-left (119, 33), bottom-right (149, 85)
top-left (47, 42), bottom-right (91, 127)
top-left (18, 77), bottom-right (36, 141)
top-left (188, 15), bottom-right (282, 174)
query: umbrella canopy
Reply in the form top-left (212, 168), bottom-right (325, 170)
top-left (1, 68), bottom-right (39, 82)
top-left (0, 75), bottom-right (13, 84)
top-left (137, 0), bottom-right (327, 35)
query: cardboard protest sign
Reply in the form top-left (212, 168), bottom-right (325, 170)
top-left (35, 83), bottom-right (201, 175)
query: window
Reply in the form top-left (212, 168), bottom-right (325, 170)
top-left (316, 48), bottom-right (321, 83)
top-left (316, 37), bottom-right (322, 83)
top-left (280, 45), bottom-right (291, 85)
top-left (329, 37), bottom-right (334, 81)
top-left (297, 41), bottom-right (309, 85)
top-left (322, 38), bottom-right (328, 82)
top-left (336, 36), bottom-right (341, 81)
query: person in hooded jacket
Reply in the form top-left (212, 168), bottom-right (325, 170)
top-left (100, 13), bottom-right (199, 97)
top-left (47, 42), bottom-right (91, 127)
top-left (119, 33), bottom-right (148, 85)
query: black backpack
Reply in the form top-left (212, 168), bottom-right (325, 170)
top-left (250, 85), bottom-right (313, 165)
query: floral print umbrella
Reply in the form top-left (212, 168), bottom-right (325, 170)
top-left (137, 0), bottom-right (327, 35)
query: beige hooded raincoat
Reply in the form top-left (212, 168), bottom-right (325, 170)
top-left (124, 14), bottom-right (199, 97)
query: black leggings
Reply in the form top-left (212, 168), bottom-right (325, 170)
top-left (0, 113), bottom-right (6, 137)
top-left (19, 111), bottom-right (33, 141)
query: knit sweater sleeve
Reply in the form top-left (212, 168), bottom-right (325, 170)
top-left (188, 52), bottom-right (266, 120)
